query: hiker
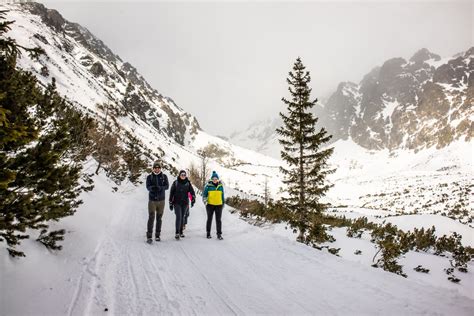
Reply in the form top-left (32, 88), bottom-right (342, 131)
top-left (169, 170), bottom-right (196, 240)
top-left (145, 161), bottom-right (169, 243)
top-left (203, 171), bottom-right (225, 240)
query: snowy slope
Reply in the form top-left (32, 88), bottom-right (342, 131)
top-left (4, 3), bottom-right (284, 199)
top-left (2, 170), bottom-right (473, 315)
top-left (325, 139), bottom-right (473, 225)
top-left (228, 117), bottom-right (282, 158)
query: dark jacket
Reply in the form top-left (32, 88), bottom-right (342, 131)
top-left (169, 177), bottom-right (196, 206)
top-left (146, 172), bottom-right (169, 201)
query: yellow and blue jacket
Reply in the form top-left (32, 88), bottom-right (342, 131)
top-left (203, 181), bottom-right (224, 206)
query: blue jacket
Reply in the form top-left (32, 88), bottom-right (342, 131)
top-left (146, 172), bottom-right (169, 201)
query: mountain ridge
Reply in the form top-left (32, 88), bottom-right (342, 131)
top-left (6, 2), bottom-right (283, 197)
top-left (230, 47), bottom-right (473, 156)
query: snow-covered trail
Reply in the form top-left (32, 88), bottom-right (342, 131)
top-left (2, 175), bottom-right (474, 315)
top-left (65, 187), bottom-right (473, 315)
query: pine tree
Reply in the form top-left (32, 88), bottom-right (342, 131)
top-left (276, 57), bottom-right (334, 242)
top-left (0, 12), bottom-right (90, 257)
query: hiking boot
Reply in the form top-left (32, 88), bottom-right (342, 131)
top-left (146, 238), bottom-right (153, 244)
top-left (175, 234), bottom-right (180, 240)
top-left (155, 236), bottom-right (161, 242)
top-left (180, 233), bottom-right (185, 238)
top-left (217, 234), bottom-right (223, 240)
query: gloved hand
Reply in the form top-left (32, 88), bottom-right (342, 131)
top-left (169, 204), bottom-right (174, 211)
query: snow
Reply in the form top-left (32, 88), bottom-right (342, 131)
top-left (2, 170), bottom-right (474, 315)
top-left (425, 56), bottom-right (453, 68)
top-left (190, 129), bottom-right (284, 197)
top-left (325, 139), bottom-right (473, 225)
top-left (228, 117), bottom-right (282, 158)
top-left (2, 5), bottom-right (474, 314)
top-left (329, 209), bottom-right (474, 246)
top-left (260, 209), bottom-right (474, 299)
top-left (382, 98), bottom-right (399, 119)
top-left (438, 82), bottom-right (468, 93)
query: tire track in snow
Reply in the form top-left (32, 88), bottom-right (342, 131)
top-left (102, 238), bottom-right (140, 315)
top-left (106, 202), bottom-right (164, 314)
top-left (177, 242), bottom-right (243, 315)
top-left (215, 238), bottom-right (317, 315)
top-left (67, 190), bottom-right (145, 315)
top-left (133, 248), bottom-right (170, 313)
top-left (66, 237), bottom-right (106, 316)
top-left (124, 252), bottom-right (141, 314)
top-left (144, 249), bottom-right (184, 314)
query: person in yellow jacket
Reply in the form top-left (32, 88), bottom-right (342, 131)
top-left (202, 171), bottom-right (224, 240)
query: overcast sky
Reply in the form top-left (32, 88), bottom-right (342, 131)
top-left (40, 1), bottom-right (472, 136)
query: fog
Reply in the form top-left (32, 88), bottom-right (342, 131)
top-left (41, 0), bottom-right (473, 136)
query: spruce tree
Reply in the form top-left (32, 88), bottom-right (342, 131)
top-left (276, 57), bottom-right (334, 242)
top-left (0, 12), bottom-right (91, 257)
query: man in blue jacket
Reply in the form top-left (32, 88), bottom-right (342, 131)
top-left (146, 161), bottom-right (169, 243)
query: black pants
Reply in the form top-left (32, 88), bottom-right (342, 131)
top-left (184, 205), bottom-right (190, 225)
top-left (174, 204), bottom-right (187, 234)
top-left (206, 204), bottom-right (223, 235)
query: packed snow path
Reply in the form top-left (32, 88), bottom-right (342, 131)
top-left (2, 176), bottom-right (473, 315)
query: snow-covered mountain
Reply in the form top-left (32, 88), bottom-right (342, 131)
top-left (229, 117), bottom-right (282, 158)
top-left (6, 2), bottom-right (283, 196)
top-left (230, 47), bottom-right (473, 155)
top-left (2, 4), bottom-right (474, 314)
top-left (6, 2), bottom-right (472, 219)
top-left (323, 48), bottom-right (473, 151)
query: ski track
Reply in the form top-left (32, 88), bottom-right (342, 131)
top-left (66, 236), bottom-right (107, 316)
top-left (177, 242), bottom-right (242, 315)
top-left (56, 187), bottom-right (474, 315)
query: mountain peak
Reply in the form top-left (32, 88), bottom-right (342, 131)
top-left (23, 2), bottom-right (65, 32)
top-left (409, 48), bottom-right (441, 64)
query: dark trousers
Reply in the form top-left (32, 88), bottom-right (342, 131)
top-left (184, 205), bottom-right (190, 225)
top-left (147, 200), bottom-right (165, 238)
top-left (174, 204), bottom-right (187, 234)
top-left (206, 204), bottom-right (223, 235)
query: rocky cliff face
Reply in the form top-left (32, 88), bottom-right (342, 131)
top-left (322, 47), bottom-right (473, 151)
top-left (20, 2), bottom-right (200, 146)
top-left (232, 48), bottom-right (473, 154)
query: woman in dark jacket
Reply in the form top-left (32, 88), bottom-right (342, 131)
top-left (169, 170), bottom-right (196, 240)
